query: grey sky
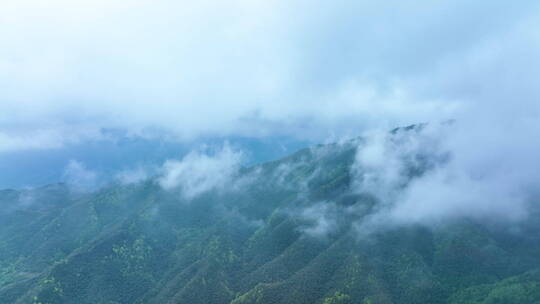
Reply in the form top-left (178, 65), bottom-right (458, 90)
top-left (2, 0), bottom-right (539, 150)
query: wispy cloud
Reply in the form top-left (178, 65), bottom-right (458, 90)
top-left (297, 202), bottom-right (339, 238)
top-left (62, 160), bottom-right (98, 191)
top-left (115, 166), bottom-right (154, 185)
top-left (158, 143), bottom-right (244, 199)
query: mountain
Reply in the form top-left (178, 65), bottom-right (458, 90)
top-left (1, 127), bottom-right (540, 304)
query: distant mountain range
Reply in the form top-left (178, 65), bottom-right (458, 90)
top-left (1, 127), bottom-right (539, 304)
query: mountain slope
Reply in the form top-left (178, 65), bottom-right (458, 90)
top-left (1, 129), bottom-right (540, 304)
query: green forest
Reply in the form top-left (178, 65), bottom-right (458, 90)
top-left (1, 130), bottom-right (540, 304)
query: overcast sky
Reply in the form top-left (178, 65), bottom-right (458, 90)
top-left (1, 0), bottom-right (540, 188)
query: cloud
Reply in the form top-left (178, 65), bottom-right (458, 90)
top-left (351, 121), bottom-right (540, 233)
top-left (351, 125), bottom-right (448, 208)
top-left (2, 0), bottom-right (539, 149)
top-left (2, 0), bottom-right (540, 230)
top-left (115, 166), bottom-right (154, 185)
top-left (62, 160), bottom-right (99, 191)
top-left (271, 158), bottom-right (314, 192)
top-left (158, 144), bottom-right (244, 199)
top-left (395, 121), bottom-right (540, 224)
top-left (297, 202), bottom-right (338, 238)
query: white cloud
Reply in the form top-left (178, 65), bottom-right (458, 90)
top-left (1, 0), bottom-right (540, 228)
top-left (158, 144), bottom-right (243, 199)
top-left (298, 202), bottom-right (338, 238)
top-left (62, 160), bottom-right (98, 191)
top-left (352, 125), bottom-right (448, 207)
top-left (2, 0), bottom-right (539, 149)
top-left (352, 121), bottom-right (540, 232)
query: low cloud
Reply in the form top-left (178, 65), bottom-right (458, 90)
top-left (272, 159), bottom-right (314, 192)
top-left (351, 125), bottom-right (448, 209)
top-left (115, 166), bottom-right (154, 185)
top-left (62, 160), bottom-right (99, 191)
top-left (351, 121), bottom-right (540, 233)
top-left (158, 144), bottom-right (244, 199)
top-left (297, 202), bottom-right (338, 238)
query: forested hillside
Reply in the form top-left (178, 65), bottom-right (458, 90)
top-left (2, 127), bottom-right (540, 304)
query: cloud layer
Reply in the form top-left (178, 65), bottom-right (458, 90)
top-left (2, 0), bottom-right (539, 151)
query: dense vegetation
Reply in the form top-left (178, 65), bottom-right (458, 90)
top-left (1, 129), bottom-right (540, 304)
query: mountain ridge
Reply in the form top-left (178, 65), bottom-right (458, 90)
top-left (1, 127), bottom-right (540, 304)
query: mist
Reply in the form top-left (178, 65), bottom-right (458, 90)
top-left (349, 119), bottom-right (540, 234)
top-left (158, 144), bottom-right (244, 199)
top-left (1, 0), bottom-right (540, 228)
top-left (3, 2), bottom-right (540, 303)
